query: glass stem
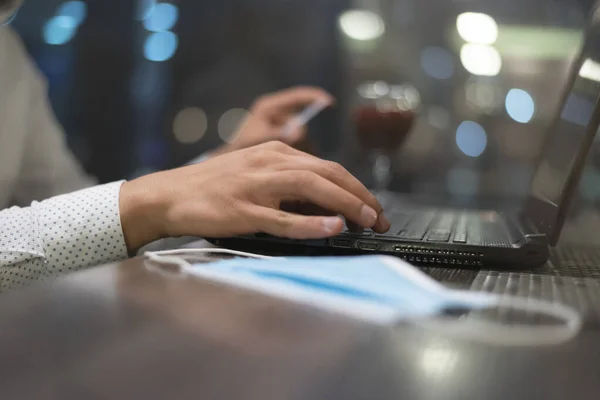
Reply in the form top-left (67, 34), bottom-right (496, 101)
top-left (372, 150), bottom-right (391, 191)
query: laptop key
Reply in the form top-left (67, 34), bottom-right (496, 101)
top-left (398, 212), bottom-right (435, 240)
top-left (427, 231), bottom-right (452, 242)
top-left (453, 234), bottom-right (468, 244)
top-left (399, 231), bottom-right (425, 240)
top-left (424, 212), bottom-right (455, 242)
top-left (451, 213), bottom-right (468, 243)
top-left (388, 213), bottom-right (412, 234)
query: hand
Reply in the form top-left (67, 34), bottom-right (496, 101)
top-left (119, 141), bottom-right (390, 253)
top-left (208, 87), bottom-right (334, 158)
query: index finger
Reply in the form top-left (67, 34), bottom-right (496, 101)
top-left (262, 143), bottom-right (390, 232)
top-left (285, 155), bottom-right (391, 233)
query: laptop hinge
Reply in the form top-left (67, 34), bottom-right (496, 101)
top-left (510, 211), bottom-right (548, 246)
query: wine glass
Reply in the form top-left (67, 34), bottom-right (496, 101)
top-left (353, 81), bottom-right (419, 191)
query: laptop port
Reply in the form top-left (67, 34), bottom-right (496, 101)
top-left (331, 239), bottom-right (352, 249)
top-left (356, 240), bottom-right (380, 251)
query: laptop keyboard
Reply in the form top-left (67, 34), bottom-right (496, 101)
top-left (337, 192), bottom-right (513, 246)
top-left (344, 208), bottom-right (474, 244)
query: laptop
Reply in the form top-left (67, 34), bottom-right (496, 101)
top-left (213, 11), bottom-right (600, 269)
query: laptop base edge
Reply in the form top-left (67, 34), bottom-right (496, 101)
top-left (209, 237), bottom-right (549, 271)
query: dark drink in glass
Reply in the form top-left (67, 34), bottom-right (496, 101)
top-left (354, 106), bottom-right (416, 152)
top-left (353, 82), bottom-right (419, 190)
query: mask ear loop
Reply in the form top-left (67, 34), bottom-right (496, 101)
top-left (411, 292), bottom-right (583, 347)
top-left (381, 255), bottom-right (582, 346)
top-left (143, 248), bottom-right (278, 278)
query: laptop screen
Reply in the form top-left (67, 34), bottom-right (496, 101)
top-left (530, 20), bottom-right (600, 209)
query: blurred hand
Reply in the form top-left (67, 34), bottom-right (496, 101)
top-left (120, 141), bottom-right (390, 253)
top-left (208, 87), bottom-right (334, 157)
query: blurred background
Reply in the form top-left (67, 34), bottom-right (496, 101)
top-left (9, 0), bottom-right (600, 239)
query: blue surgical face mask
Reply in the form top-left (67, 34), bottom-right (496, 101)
top-left (145, 249), bottom-right (582, 347)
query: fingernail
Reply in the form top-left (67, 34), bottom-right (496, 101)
top-left (360, 205), bottom-right (378, 227)
top-left (322, 217), bottom-right (342, 233)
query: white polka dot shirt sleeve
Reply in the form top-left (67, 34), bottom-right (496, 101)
top-left (0, 181), bottom-right (129, 291)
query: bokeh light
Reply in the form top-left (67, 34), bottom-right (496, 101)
top-left (460, 44), bottom-right (502, 76)
top-left (338, 10), bottom-right (385, 41)
top-left (173, 107), bottom-right (208, 144)
top-left (456, 12), bottom-right (498, 45)
top-left (420, 47), bottom-right (455, 80)
top-left (144, 31), bottom-right (178, 62)
top-left (505, 89), bottom-right (535, 123)
top-left (143, 2), bottom-right (179, 32)
top-left (465, 79), bottom-right (503, 112)
top-left (218, 109), bottom-right (250, 143)
top-left (56, 1), bottom-right (87, 26)
top-left (456, 121), bottom-right (487, 157)
top-left (43, 16), bottom-right (78, 45)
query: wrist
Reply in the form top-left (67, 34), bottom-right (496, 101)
top-left (119, 176), bottom-right (170, 254)
top-left (209, 141), bottom-right (241, 158)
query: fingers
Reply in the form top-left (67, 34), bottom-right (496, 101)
top-left (273, 171), bottom-right (380, 230)
top-left (250, 206), bottom-right (344, 239)
top-left (253, 87), bottom-right (334, 118)
top-left (250, 141), bottom-right (390, 233)
top-left (284, 156), bottom-right (391, 233)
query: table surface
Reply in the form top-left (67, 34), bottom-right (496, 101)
top-left (1, 240), bottom-right (600, 400)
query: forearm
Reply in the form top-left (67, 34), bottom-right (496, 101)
top-left (0, 182), bottom-right (129, 292)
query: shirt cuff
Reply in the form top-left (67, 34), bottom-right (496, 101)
top-left (33, 181), bottom-right (129, 274)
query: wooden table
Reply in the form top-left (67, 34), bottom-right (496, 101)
top-left (0, 239), bottom-right (600, 400)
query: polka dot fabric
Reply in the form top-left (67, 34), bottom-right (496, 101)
top-left (0, 181), bottom-right (128, 292)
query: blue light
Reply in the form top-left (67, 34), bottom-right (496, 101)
top-left (43, 16), bottom-right (78, 45)
top-left (57, 1), bottom-right (87, 26)
top-left (143, 2), bottom-right (179, 32)
top-left (420, 47), bottom-right (455, 80)
top-left (144, 31), bottom-right (178, 62)
top-left (505, 89), bottom-right (535, 123)
top-left (456, 121), bottom-right (487, 157)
